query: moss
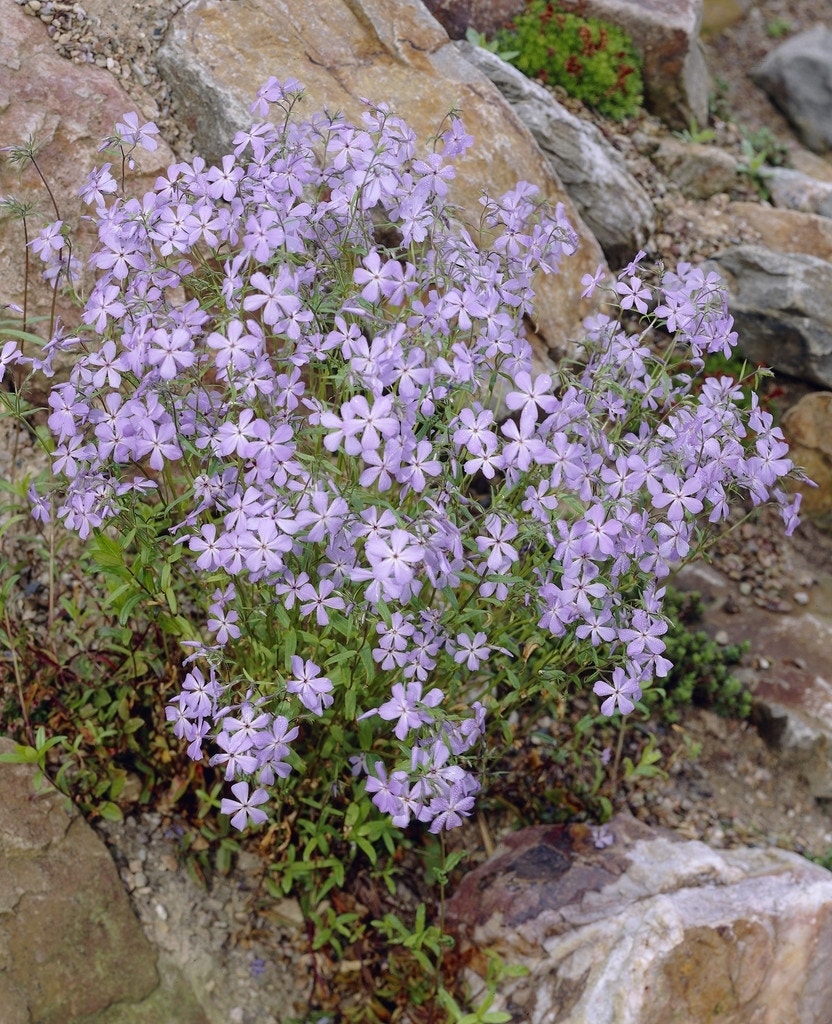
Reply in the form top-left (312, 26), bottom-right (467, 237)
top-left (497, 1), bottom-right (643, 120)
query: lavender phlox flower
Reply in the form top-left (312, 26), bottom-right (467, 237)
top-left (211, 728), bottom-right (260, 780)
top-left (0, 340), bottom-right (21, 387)
top-left (180, 665), bottom-right (222, 718)
top-left (368, 681), bottom-right (443, 741)
top-left (647, 471), bottom-right (704, 522)
top-left (594, 668), bottom-right (641, 716)
top-left (618, 609), bottom-right (668, 658)
top-left (428, 778), bottom-right (479, 833)
top-left (222, 700), bottom-right (272, 754)
top-left (451, 632), bottom-right (490, 671)
top-left (365, 761), bottom-right (409, 818)
top-left (114, 111), bottom-right (160, 151)
top-left (30, 220), bottom-right (64, 260)
top-left (80, 163), bottom-right (118, 207)
top-left (580, 264), bottom-right (605, 299)
top-left (221, 781), bottom-right (269, 831)
top-left (614, 275), bottom-right (651, 314)
top-left (165, 695), bottom-right (196, 741)
top-left (285, 656), bottom-right (334, 716)
top-left (255, 715), bottom-right (299, 781)
top-left (298, 577), bottom-right (346, 626)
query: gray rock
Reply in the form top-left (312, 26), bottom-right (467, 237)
top-left (652, 136), bottom-right (738, 199)
top-left (446, 815), bottom-right (832, 1024)
top-left (751, 24), bottom-right (832, 154)
top-left (761, 166), bottom-right (832, 218)
top-left (456, 42), bottom-right (655, 265)
top-left (704, 245), bottom-right (832, 387)
top-left (0, 737), bottom-right (208, 1024)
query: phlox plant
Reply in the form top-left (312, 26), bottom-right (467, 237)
top-left (0, 78), bottom-right (800, 851)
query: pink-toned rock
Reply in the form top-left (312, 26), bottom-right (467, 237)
top-left (556, 0), bottom-right (710, 128)
top-left (446, 815), bottom-right (832, 1023)
top-left (0, 4), bottom-right (173, 345)
top-left (422, 0), bottom-right (524, 37)
top-left (156, 0), bottom-right (607, 359)
top-left (676, 559), bottom-right (832, 801)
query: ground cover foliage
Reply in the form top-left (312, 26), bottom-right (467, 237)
top-left (0, 78), bottom-right (802, 1020)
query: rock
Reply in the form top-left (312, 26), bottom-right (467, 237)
top-left (156, 0), bottom-right (607, 359)
top-left (727, 202), bottom-right (832, 262)
top-left (704, 245), bottom-right (832, 388)
top-left (0, 3), bottom-right (173, 376)
top-left (700, 0), bottom-right (751, 37)
top-left (455, 42), bottom-right (655, 265)
top-left (421, 0), bottom-right (525, 37)
top-left (554, 0), bottom-right (710, 129)
top-left (0, 737), bottom-right (208, 1024)
top-left (760, 166), bottom-right (832, 218)
top-left (652, 137), bottom-right (738, 199)
top-left (782, 391), bottom-right (832, 522)
top-left (750, 24), bottom-right (832, 155)
top-left (675, 562), bottom-right (832, 801)
top-left (445, 815), bottom-right (832, 1023)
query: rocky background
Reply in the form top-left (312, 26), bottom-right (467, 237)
top-left (2, 0), bottom-right (832, 1022)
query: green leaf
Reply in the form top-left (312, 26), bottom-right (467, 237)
top-left (98, 801), bottom-right (124, 822)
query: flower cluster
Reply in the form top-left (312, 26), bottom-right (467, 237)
top-left (12, 79), bottom-right (799, 834)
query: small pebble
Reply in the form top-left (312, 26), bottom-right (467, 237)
top-left (154, 903), bottom-right (168, 921)
top-left (793, 591), bottom-right (810, 606)
top-left (714, 630), bottom-right (729, 646)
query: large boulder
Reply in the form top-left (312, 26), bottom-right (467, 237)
top-left (0, 4), bottom-right (174, 344)
top-left (156, 0), bottom-right (607, 360)
top-left (0, 737), bottom-right (207, 1024)
top-left (751, 25), bottom-right (832, 155)
top-left (446, 815), bottom-right (832, 1023)
top-left (455, 41), bottom-right (655, 266)
top-left (553, 0), bottom-right (710, 128)
top-left (704, 245), bottom-right (832, 388)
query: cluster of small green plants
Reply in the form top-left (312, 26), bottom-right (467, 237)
top-left (477, 0), bottom-right (644, 120)
top-left (0, 77), bottom-right (801, 1021)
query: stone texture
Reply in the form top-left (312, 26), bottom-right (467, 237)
top-left (0, 737), bottom-right (207, 1024)
top-left (782, 391), bottom-right (832, 522)
top-left (446, 815), bottom-right (832, 1024)
top-left (421, 0), bottom-right (524, 37)
top-left (700, 0), bottom-right (751, 37)
top-left (456, 41), bottom-right (654, 266)
top-left (751, 24), bottom-right (832, 155)
top-left (674, 561), bottom-right (832, 802)
top-left (704, 245), bottom-right (832, 388)
top-left (760, 166), bottom-right (832, 218)
top-left (156, 0), bottom-right (606, 360)
top-left (727, 202), bottom-right (832, 262)
top-left (554, 0), bottom-right (710, 128)
top-left (0, 3), bottom-right (174, 345)
top-left (653, 137), bottom-right (739, 199)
